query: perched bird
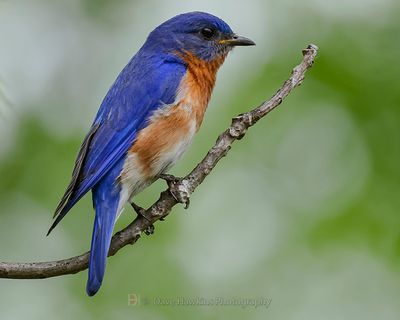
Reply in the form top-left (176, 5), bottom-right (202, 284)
top-left (47, 11), bottom-right (255, 296)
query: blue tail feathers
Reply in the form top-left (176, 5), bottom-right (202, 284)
top-left (86, 166), bottom-right (122, 296)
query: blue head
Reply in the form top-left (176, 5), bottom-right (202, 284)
top-left (142, 12), bottom-right (255, 62)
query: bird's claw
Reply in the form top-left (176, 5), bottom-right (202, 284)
top-left (130, 201), bottom-right (155, 236)
top-left (159, 173), bottom-right (181, 185)
top-left (159, 174), bottom-right (191, 209)
top-left (130, 201), bottom-right (146, 217)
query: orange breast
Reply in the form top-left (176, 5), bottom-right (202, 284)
top-left (180, 51), bottom-right (226, 129)
top-left (123, 52), bottom-right (226, 181)
top-left (128, 106), bottom-right (195, 177)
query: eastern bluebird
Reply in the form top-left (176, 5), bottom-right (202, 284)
top-left (47, 11), bottom-right (255, 296)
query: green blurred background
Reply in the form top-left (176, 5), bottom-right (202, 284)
top-left (1, 0), bottom-right (399, 319)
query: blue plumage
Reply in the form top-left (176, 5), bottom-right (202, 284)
top-left (49, 11), bottom-right (254, 296)
top-left (49, 47), bottom-right (185, 296)
top-left (48, 47), bottom-right (187, 296)
top-left (48, 52), bottom-right (186, 234)
top-left (86, 158), bottom-right (124, 296)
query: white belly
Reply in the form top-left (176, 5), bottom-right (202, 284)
top-left (149, 118), bottom-right (197, 177)
top-left (116, 118), bottom-right (197, 217)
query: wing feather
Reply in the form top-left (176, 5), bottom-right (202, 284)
top-left (48, 55), bottom-right (186, 235)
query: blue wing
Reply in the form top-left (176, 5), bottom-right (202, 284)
top-left (48, 53), bottom-right (186, 235)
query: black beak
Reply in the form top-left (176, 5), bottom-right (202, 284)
top-left (221, 34), bottom-right (256, 46)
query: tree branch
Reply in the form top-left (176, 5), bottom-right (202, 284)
top-left (0, 44), bottom-right (319, 279)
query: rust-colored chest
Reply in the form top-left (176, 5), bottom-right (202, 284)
top-left (124, 53), bottom-right (226, 181)
top-left (180, 52), bottom-right (226, 128)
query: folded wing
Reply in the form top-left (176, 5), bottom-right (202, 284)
top-left (48, 56), bottom-right (186, 235)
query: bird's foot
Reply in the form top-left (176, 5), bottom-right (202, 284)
top-left (159, 174), bottom-right (190, 209)
top-left (129, 201), bottom-right (155, 235)
top-left (159, 173), bottom-right (181, 184)
top-left (130, 201), bottom-right (146, 217)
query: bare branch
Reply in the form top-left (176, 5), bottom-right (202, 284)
top-left (0, 44), bottom-right (319, 279)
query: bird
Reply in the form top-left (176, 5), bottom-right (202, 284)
top-left (47, 11), bottom-right (255, 296)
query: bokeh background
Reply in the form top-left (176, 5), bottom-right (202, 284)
top-left (1, 0), bottom-right (399, 319)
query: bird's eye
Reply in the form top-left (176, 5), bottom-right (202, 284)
top-left (200, 27), bottom-right (216, 40)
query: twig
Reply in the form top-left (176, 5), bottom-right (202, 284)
top-left (0, 44), bottom-right (319, 279)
